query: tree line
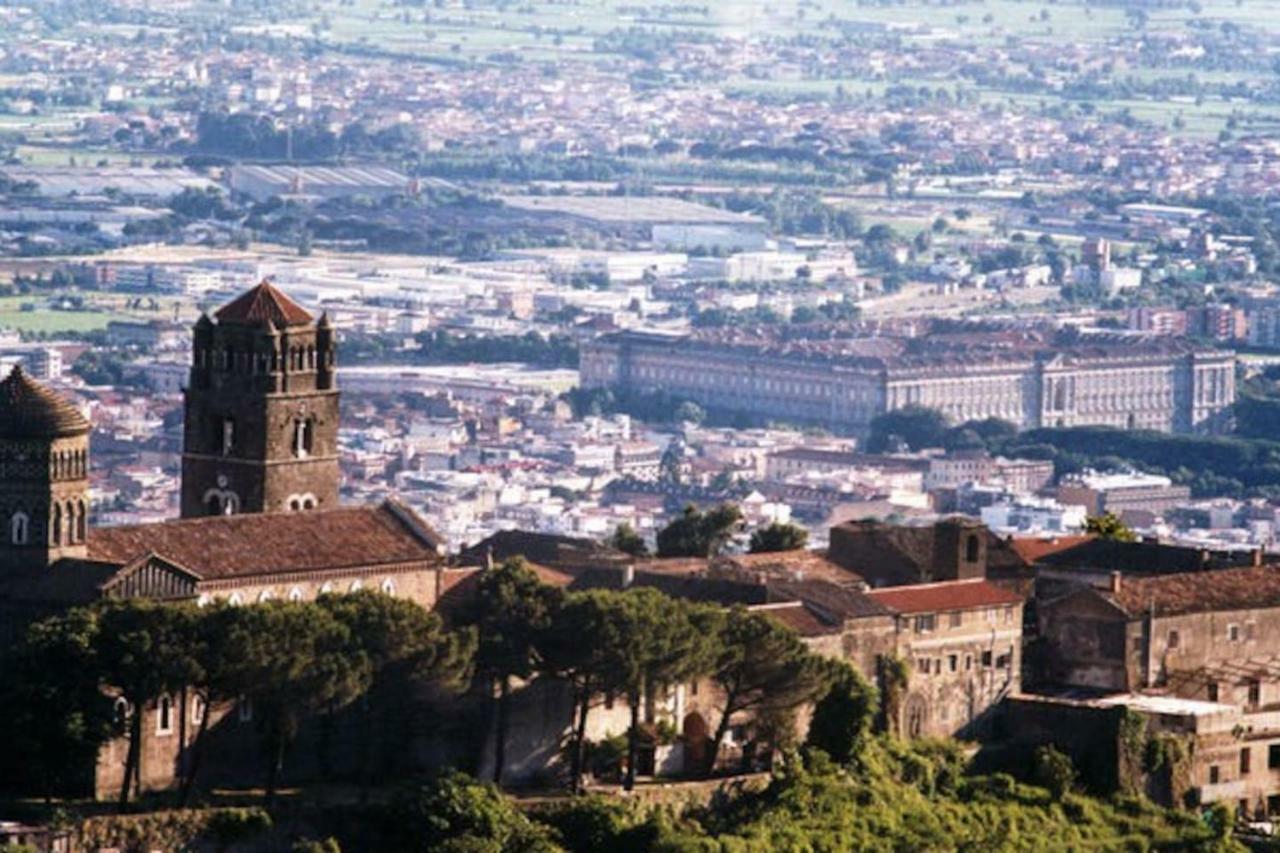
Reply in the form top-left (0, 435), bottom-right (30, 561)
top-left (0, 561), bottom-right (861, 805)
top-left (0, 592), bottom-right (470, 809)
top-left (461, 559), bottom-right (865, 791)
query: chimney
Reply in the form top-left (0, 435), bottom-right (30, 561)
top-left (1110, 571), bottom-right (1122, 594)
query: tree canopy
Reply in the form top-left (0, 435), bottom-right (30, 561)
top-left (655, 503), bottom-right (743, 558)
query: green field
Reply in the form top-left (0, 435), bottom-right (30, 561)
top-left (0, 297), bottom-right (133, 335)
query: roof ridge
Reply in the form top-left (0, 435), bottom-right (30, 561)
top-left (214, 280), bottom-right (313, 327)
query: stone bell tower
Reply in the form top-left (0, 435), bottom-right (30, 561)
top-left (0, 365), bottom-right (91, 570)
top-left (180, 281), bottom-right (340, 518)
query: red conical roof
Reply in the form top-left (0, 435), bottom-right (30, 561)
top-left (0, 365), bottom-right (90, 439)
top-left (214, 280), bottom-right (313, 328)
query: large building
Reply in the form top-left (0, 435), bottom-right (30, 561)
top-left (580, 327), bottom-right (1236, 437)
top-left (0, 281), bottom-right (456, 797)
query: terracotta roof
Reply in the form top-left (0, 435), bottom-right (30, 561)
top-left (214, 281), bottom-right (313, 327)
top-left (87, 501), bottom-right (441, 580)
top-left (712, 550), bottom-right (867, 586)
top-left (752, 602), bottom-right (839, 637)
top-left (1107, 565), bottom-right (1280, 618)
top-left (1007, 535), bottom-right (1095, 564)
top-left (766, 578), bottom-right (892, 621)
top-left (0, 366), bottom-right (90, 439)
top-left (865, 578), bottom-right (1024, 614)
top-left (1033, 538), bottom-right (1256, 574)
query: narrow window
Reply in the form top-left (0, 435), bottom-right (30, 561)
top-left (238, 697), bottom-right (253, 723)
top-left (192, 695), bottom-right (206, 726)
top-left (1167, 629), bottom-right (1180, 650)
top-left (1270, 744), bottom-right (1280, 769)
top-left (1229, 624), bottom-right (1241, 643)
top-left (10, 512), bottom-right (28, 545)
top-left (1250, 680), bottom-right (1261, 708)
top-left (157, 694), bottom-right (173, 735)
top-left (219, 417), bottom-right (235, 456)
top-left (1209, 765), bottom-right (1220, 785)
top-left (1209, 682), bottom-right (1220, 702)
top-left (1242, 747), bottom-right (1252, 776)
top-left (949, 611), bottom-right (962, 628)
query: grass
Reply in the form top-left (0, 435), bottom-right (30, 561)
top-left (0, 296), bottom-right (133, 335)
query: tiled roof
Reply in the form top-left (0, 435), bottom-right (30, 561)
top-left (767, 578), bottom-right (892, 621)
top-left (752, 602), bottom-right (839, 637)
top-left (0, 366), bottom-right (90, 439)
top-left (1107, 565), bottom-right (1280, 618)
top-left (87, 501), bottom-right (442, 580)
top-left (458, 530), bottom-right (631, 570)
top-left (1007, 535), bottom-right (1095, 564)
top-left (866, 578), bottom-right (1024, 615)
top-left (214, 281), bottom-right (313, 327)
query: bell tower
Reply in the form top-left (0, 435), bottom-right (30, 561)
top-left (0, 366), bottom-right (91, 570)
top-left (180, 281), bottom-right (340, 518)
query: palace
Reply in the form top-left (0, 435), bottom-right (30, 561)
top-left (580, 326), bottom-right (1236, 437)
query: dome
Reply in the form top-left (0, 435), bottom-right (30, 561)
top-left (0, 366), bottom-right (91, 439)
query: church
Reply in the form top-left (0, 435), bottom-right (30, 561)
top-left (0, 281), bottom-right (453, 641)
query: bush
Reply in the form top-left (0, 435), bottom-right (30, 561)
top-left (1033, 746), bottom-right (1077, 801)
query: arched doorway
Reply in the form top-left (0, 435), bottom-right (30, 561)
top-left (683, 712), bottom-right (710, 773)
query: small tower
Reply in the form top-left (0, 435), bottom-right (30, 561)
top-left (0, 366), bottom-right (91, 570)
top-left (180, 281), bottom-right (340, 518)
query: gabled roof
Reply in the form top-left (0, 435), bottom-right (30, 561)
top-left (214, 280), bottom-right (313, 328)
top-left (865, 578), bottom-right (1024, 615)
top-left (87, 501), bottom-right (442, 581)
top-left (0, 365), bottom-right (90, 439)
top-left (1032, 538), bottom-right (1255, 574)
top-left (1105, 564), bottom-right (1280, 618)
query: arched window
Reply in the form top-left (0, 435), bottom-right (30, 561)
top-left (196, 594), bottom-right (211, 608)
top-left (51, 503), bottom-right (62, 547)
top-left (191, 695), bottom-right (206, 726)
top-left (206, 494), bottom-right (223, 516)
top-left (349, 579), bottom-right (363, 593)
top-left (288, 586), bottom-right (304, 602)
top-left (156, 694), bottom-right (174, 735)
top-left (257, 589), bottom-right (275, 603)
top-left (77, 500), bottom-right (87, 542)
top-left (289, 499), bottom-right (301, 512)
top-left (11, 512), bottom-right (29, 545)
top-left (227, 592), bottom-right (243, 607)
top-left (319, 582), bottom-right (334, 596)
top-left (113, 696), bottom-right (130, 728)
top-left (380, 578), bottom-right (396, 596)
top-left (293, 418), bottom-right (315, 458)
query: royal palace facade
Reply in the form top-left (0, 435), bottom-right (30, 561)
top-left (580, 328), bottom-right (1236, 436)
